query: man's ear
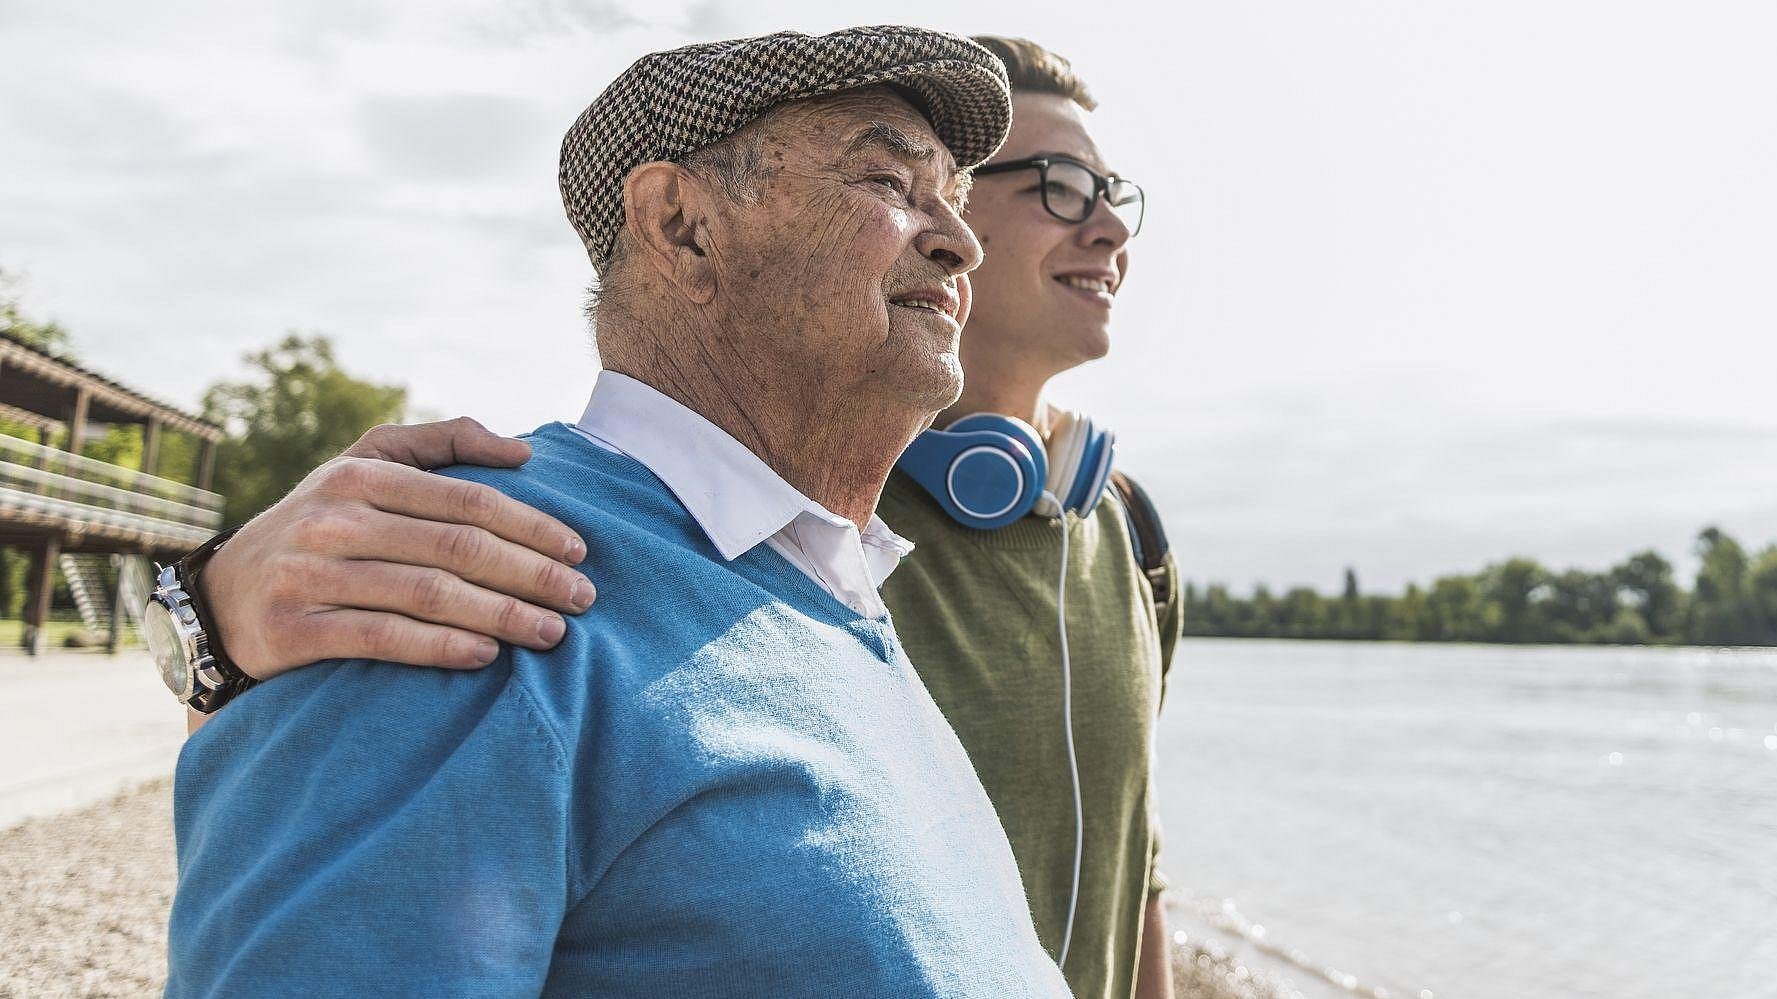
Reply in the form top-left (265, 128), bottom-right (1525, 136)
top-left (620, 161), bottom-right (718, 304)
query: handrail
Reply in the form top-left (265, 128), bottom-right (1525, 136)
top-left (0, 484), bottom-right (216, 544)
top-left (0, 461), bottom-right (220, 528)
top-left (0, 432), bottom-right (222, 511)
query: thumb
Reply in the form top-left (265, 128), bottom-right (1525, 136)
top-left (347, 417), bottom-right (532, 469)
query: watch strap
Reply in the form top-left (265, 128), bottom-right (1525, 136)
top-left (177, 526), bottom-right (254, 713)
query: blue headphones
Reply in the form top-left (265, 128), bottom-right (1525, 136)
top-left (896, 410), bottom-right (1117, 530)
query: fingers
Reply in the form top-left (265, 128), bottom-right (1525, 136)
top-left (317, 560), bottom-right (572, 652)
top-left (297, 507), bottom-right (595, 615)
top-left (301, 608), bottom-right (502, 670)
top-left (346, 417), bottom-right (533, 471)
top-left (317, 458), bottom-right (588, 567)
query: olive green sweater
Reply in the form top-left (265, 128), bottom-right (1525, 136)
top-left (877, 469), bottom-right (1181, 999)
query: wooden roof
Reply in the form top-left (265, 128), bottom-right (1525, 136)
top-left (0, 330), bottom-right (222, 441)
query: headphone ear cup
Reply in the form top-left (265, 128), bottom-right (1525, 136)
top-left (1070, 427), bottom-right (1116, 516)
top-left (1045, 411), bottom-right (1087, 512)
top-left (1041, 410), bottom-right (1118, 517)
top-left (947, 413), bottom-right (1049, 488)
top-left (896, 420), bottom-right (1045, 530)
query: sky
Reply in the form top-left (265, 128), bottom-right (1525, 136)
top-left (2, 0), bottom-right (1774, 592)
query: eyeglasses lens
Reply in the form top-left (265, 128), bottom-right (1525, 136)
top-left (1041, 161), bottom-right (1145, 236)
top-left (1041, 161), bottom-right (1098, 223)
top-left (1107, 179), bottom-right (1145, 236)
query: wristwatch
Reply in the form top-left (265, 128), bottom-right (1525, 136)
top-left (145, 526), bottom-right (255, 714)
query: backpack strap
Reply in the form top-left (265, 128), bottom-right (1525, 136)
top-left (1109, 470), bottom-right (1172, 611)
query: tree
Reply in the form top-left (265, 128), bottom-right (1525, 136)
top-left (0, 548), bottom-right (26, 618)
top-left (1545, 569), bottom-right (1621, 643)
top-left (1180, 582), bottom-right (1238, 637)
top-left (1687, 527), bottom-right (1757, 645)
top-left (203, 334), bottom-right (406, 526)
top-left (1480, 558), bottom-right (1548, 643)
top-left (1336, 566), bottom-right (1364, 638)
top-left (1204, 584), bottom-right (1237, 634)
top-left (1746, 546), bottom-right (1777, 645)
top-left (1423, 575), bottom-right (1490, 642)
top-left (0, 268), bottom-right (76, 359)
top-left (1384, 582), bottom-right (1428, 640)
top-left (1245, 585), bottom-right (1278, 638)
top-left (1277, 587), bottom-right (1327, 638)
top-left (1611, 550), bottom-right (1682, 641)
top-left (1600, 607), bottom-right (1652, 645)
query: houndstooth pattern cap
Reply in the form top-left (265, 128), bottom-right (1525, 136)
top-left (560, 25), bottom-right (1012, 268)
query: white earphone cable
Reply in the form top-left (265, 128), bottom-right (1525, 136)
top-left (1038, 492), bottom-right (1084, 972)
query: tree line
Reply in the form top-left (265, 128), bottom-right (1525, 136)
top-left (1181, 528), bottom-right (1777, 647)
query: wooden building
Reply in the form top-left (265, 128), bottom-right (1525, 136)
top-left (0, 331), bottom-right (224, 653)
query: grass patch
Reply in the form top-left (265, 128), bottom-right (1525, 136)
top-left (0, 618), bottom-right (137, 650)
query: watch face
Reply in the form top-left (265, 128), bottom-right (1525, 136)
top-left (144, 603), bottom-right (193, 699)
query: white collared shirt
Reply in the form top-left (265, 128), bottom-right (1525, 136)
top-left (567, 372), bottom-right (912, 620)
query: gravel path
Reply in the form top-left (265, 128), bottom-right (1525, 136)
top-left (1, 778), bottom-right (1288, 999)
top-left (1, 778), bottom-right (173, 998)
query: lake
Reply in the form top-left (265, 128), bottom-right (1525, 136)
top-left (1154, 639), bottom-right (1777, 999)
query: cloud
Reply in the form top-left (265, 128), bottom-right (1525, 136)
top-left (1542, 417), bottom-right (1777, 445)
top-left (458, 0), bottom-right (646, 45)
top-left (354, 93), bottom-right (551, 182)
top-left (276, 0), bottom-right (396, 60)
top-left (681, 0), bottom-right (742, 37)
top-left (0, 80), bottom-right (229, 177)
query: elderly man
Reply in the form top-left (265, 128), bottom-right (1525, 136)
top-left (161, 27), bottom-right (1069, 997)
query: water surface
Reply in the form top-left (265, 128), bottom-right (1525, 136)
top-left (1155, 639), bottom-right (1777, 999)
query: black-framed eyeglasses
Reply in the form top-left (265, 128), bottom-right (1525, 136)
top-left (973, 155), bottom-right (1145, 237)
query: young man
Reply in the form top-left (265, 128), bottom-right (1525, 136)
top-left (170, 36), bottom-right (1177, 999)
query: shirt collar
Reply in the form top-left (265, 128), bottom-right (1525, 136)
top-left (573, 371), bottom-right (913, 572)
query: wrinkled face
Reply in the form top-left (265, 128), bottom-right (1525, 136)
top-left (706, 87), bottom-right (983, 413)
top-left (961, 91), bottom-right (1133, 379)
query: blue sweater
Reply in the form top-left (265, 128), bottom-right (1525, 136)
top-left (167, 423), bottom-right (1068, 998)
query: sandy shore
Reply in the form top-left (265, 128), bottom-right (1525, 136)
top-left (1, 778), bottom-right (1292, 999)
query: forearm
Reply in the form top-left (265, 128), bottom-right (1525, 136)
top-left (1134, 889), bottom-right (1173, 999)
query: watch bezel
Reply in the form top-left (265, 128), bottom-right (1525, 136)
top-left (144, 598), bottom-right (196, 700)
top-left (148, 562), bottom-right (219, 704)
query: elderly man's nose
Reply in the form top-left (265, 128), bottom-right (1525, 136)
top-left (920, 217), bottom-right (983, 275)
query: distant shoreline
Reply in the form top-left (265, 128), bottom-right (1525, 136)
top-left (1176, 633), bottom-right (1777, 651)
top-left (1180, 525), bottom-right (1777, 648)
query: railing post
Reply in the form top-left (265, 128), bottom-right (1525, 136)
top-left (197, 437), bottom-right (217, 492)
top-left (142, 419), bottom-right (162, 477)
top-left (106, 554), bottom-right (126, 653)
top-left (23, 534), bottom-right (60, 656)
top-left (66, 388), bottom-right (90, 458)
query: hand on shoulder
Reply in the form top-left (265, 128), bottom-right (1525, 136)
top-left (199, 418), bottom-right (595, 679)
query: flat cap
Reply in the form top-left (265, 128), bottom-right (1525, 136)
top-left (560, 25), bottom-right (1012, 267)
